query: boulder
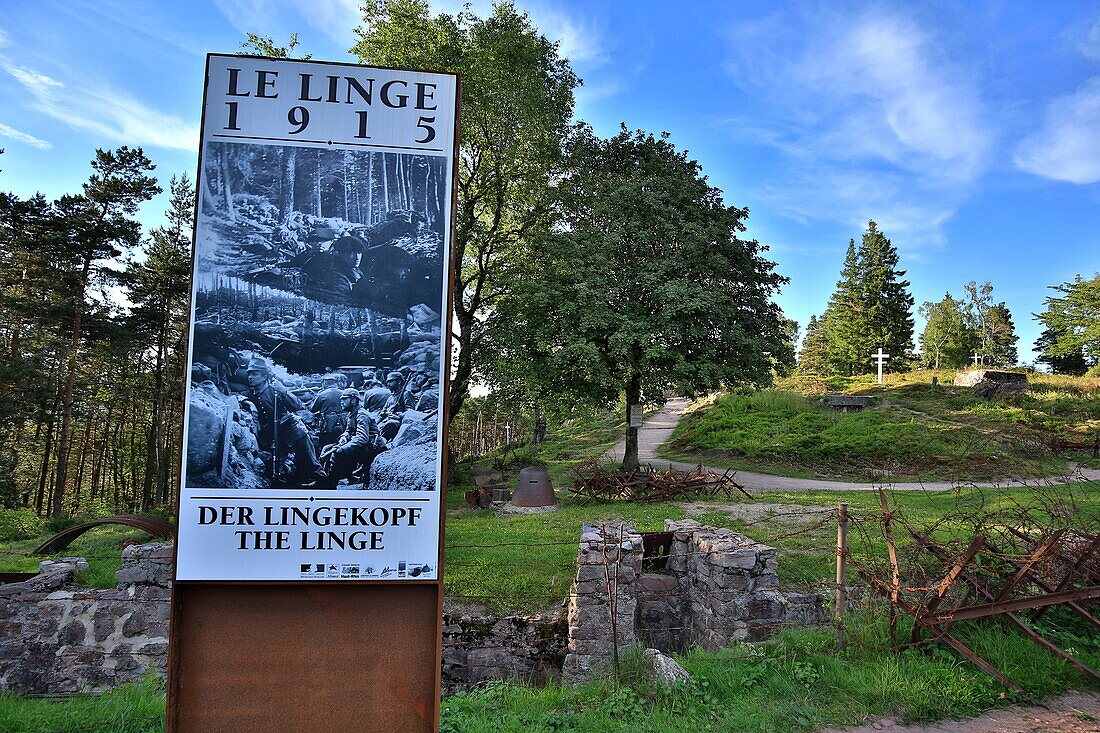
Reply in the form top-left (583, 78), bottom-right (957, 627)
top-left (953, 369), bottom-right (1027, 398)
top-left (644, 648), bottom-right (690, 687)
top-left (185, 384), bottom-right (228, 477)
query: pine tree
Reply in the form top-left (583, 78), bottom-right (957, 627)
top-left (860, 221), bottom-right (915, 371)
top-left (823, 222), bottom-right (914, 376)
top-left (824, 239), bottom-right (866, 375)
top-left (797, 314), bottom-right (830, 373)
top-left (1034, 274), bottom-right (1099, 372)
top-left (1034, 327), bottom-right (1089, 375)
top-left (986, 303), bottom-right (1018, 366)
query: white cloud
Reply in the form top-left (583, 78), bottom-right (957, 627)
top-left (214, 0), bottom-right (360, 48)
top-left (723, 8), bottom-right (992, 251)
top-left (1014, 77), bottom-right (1100, 184)
top-left (3, 62), bottom-right (197, 152)
top-left (1014, 17), bottom-right (1100, 185)
top-left (0, 26), bottom-right (10, 48)
top-left (522, 3), bottom-right (607, 67)
top-left (0, 122), bottom-right (51, 149)
top-left (1081, 16), bottom-right (1100, 63)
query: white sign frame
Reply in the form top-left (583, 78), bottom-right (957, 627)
top-left (174, 54), bottom-right (456, 581)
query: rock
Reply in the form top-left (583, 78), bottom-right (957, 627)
top-left (369, 436), bottom-right (436, 491)
top-left (953, 369), bottom-right (1027, 398)
top-left (644, 648), bottom-right (690, 686)
top-left (186, 385), bottom-right (228, 477)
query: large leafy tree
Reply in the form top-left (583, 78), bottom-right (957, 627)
top-left (963, 281), bottom-right (1018, 367)
top-left (918, 293), bottom-right (976, 369)
top-left (1034, 274), bottom-right (1100, 372)
top-left (352, 0), bottom-right (578, 423)
top-left (491, 126), bottom-right (791, 468)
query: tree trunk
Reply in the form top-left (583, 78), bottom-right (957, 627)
top-left (314, 150), bottom-right (323, 217)
top-left (622, 374), bottom-right (642, 470)
top-left (220, 150), bottom-right (236, 218)
top-left (382, 154), bottom-right (390, 211)
top-left (52, 256), bottom-right (92, 517)
top-left (282, 148), bottom-right (296, 218)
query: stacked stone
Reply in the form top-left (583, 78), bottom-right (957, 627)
top-left (636, 572), bottom-right (685, 653)
top-left (0, 543), bottom-right (173, 694)
top-left (561, 520), bottom-right (643, 684)
top-left (665, 519), bottom-right (789, 647)
top-left (441, 613), bottom-right (566, 692)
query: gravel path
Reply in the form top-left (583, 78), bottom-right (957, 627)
top-left (604, 399), bottom-right (1100, 493)
top-left (823, 692), bottom-right (1100, 733)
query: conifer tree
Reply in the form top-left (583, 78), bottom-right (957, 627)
top-left (824, 239), bottom-right (865, 375)
top-left (823, 221), bottom-right (914, 376)
top-left (860, 221), bottom-right (914, 371)
top-left (797, 313), bottom-right (830, 373)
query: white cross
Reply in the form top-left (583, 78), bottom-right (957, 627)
top-left (971, 353), bottom-right (982, 367)
top-left (873, 348), bottom-right (890, 384)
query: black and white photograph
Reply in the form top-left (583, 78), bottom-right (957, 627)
top-left (184, 140), bottom-right (448, 492)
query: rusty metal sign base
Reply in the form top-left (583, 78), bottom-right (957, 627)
top-left (167, 583), bottom-right (441, 733)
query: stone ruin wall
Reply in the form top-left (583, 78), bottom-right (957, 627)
top-left (0, 544), bottom-right (174, 694)
top-left (0, 542), bottom-right (564, 695)
top-left (564, 519), bottom-right (826, 683)
top-left (1, 521), bottom-right (825, 694)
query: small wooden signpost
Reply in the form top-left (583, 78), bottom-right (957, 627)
top-left (873, 348), bottom-right (890, 384)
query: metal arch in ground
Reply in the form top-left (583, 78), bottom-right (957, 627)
top-left (32, 514), bottom-right (175, 555)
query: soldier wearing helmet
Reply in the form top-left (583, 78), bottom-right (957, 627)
top-left (321, 388), bottom-right (385, 487)
top-left (244, 355), bottom-right (324, 487)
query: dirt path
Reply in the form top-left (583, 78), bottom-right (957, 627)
top-left (604, 399), bottom-right (1100, 493)
top-left (824, 691), bottom-right (1100, 733)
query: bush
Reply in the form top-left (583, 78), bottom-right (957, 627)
top-left (0, 507), bottom-right (44, 541)
top-left (45, 511), bottom-right (77, 535)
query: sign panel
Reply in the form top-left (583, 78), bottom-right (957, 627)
top-left (628, 404), bottom-right (644, 428)
top-left (176, 55), bottom-right (455, 581)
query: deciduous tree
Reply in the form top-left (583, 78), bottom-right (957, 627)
top-left (490, 126), bottom-right (791, 468)
top-left (352, 0), bottom-right (578, 423)
top-left (918, 293), bottom-right (976, 369)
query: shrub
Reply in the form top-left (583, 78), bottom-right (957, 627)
top-left (0, 507), bottom-right (44, 541)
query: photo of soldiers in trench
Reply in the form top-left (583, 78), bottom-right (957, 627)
top-left (184, 141), bottom-right (446, 491)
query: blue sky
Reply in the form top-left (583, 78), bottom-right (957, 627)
top-left (1, 1), bottom-right (1098, 364)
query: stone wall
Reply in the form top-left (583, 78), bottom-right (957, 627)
top-left (442, 613), bottom-right (567, 692)
top-left (564, 519), bottom-right (826, 684)
top-left (0, 544), bottom-right (173, 694)
top-left (562, 521), bottom-right (644, 683)
top-left (0, 542), bottom-right (564, 696)
top-left (3, 522), bottom-right (826, 694)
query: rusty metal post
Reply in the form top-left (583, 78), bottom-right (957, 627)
top-left (836, 502), bottom-right (848, 651)
top-left (878, 488), bottom-right (901, 648)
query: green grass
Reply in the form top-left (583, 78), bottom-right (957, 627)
top-left (661, 371), bottom-right (1099, 482)
top-left (440, 614), bottom-right (1100, 732)
top-left (0, 526), bottom-right (165, 589)
top-left (442, 480), bottom-right (1100, 612)
top-left (0, 677), bottom-right (164, 733)
top-left (4, 615), bottom-right (1096, 733)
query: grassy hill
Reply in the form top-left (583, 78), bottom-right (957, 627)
top-left (662, 370), bottom-right (1100, 482)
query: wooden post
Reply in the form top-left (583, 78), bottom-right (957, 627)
top-left (836, 502), bottom-right (848, 651)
